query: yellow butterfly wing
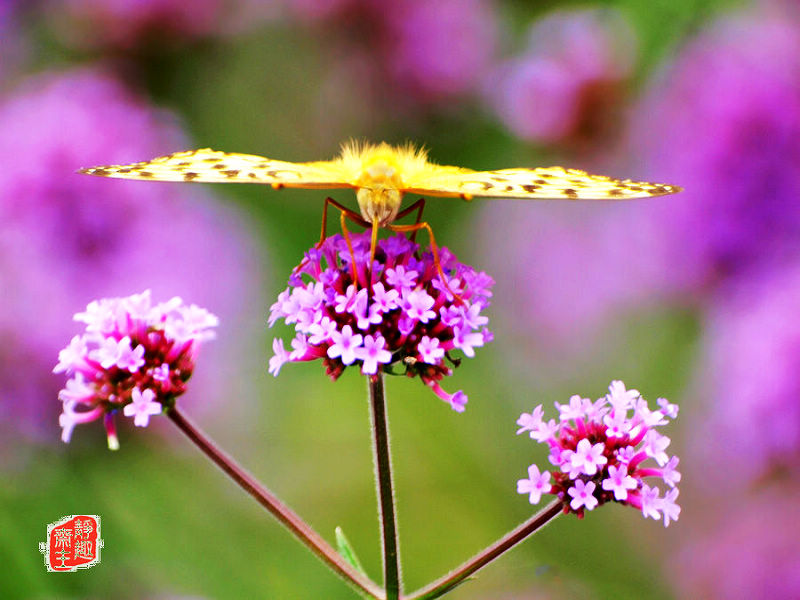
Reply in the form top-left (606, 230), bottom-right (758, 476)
top-left (78, 148), bottom-right (355, 190)
top-left (402, 165), bottom-right (682, 200)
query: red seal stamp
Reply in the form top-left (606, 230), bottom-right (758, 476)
top-left (39, 515), bottom-right (103, 572)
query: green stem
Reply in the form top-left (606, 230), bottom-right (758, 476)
top-left (405, 500), bottom-right (563, 600)
top-left (368, 373), bottom-right (401, 599)
top-left (166, 407), bottom-right (384, 600)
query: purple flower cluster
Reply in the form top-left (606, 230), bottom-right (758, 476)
top-left (517, 381), bottom-right (681, 526)
top-left (54, 291), bottom-right (218, 449)
top-left (268, 232), bottom-right (494, 412)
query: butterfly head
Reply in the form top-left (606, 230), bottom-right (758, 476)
top-left (351, 153), bottom-right (404, 225)
top-left (355, 177), bottom-right (403, 226)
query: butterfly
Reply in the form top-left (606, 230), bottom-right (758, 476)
top-left (80, 141), bottom-right (681, 285)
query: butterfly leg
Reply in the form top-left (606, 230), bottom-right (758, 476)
top-left (294, 198), bottom-right (367, 282)
top-left (368, 217), bottom-right (380, 286)
top-left (394, 198), bottom-right (426, 244)
top-left (319, 197), bottom-right (365, 244)
top-left (336, 205), bottom-right (373, 287)
top-left (296, 197), bottom-right (350, 275)
top-left (387, 221), bottom-right (463, 303)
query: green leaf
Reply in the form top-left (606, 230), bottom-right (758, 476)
top-left (335, 526), bottom-right (366, 576)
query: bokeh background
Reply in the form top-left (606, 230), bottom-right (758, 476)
top-left (2, 0), bottom-right (799, 598)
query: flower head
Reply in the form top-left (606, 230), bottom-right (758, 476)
top-left (55, 291), bottom-right (218, 448)
top-left (268, 232), bottom-right (494, 411)
top-left (516, 381), bottom-right (681, 526)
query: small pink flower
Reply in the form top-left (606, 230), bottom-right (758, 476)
top-left (517, 464), bottom-right (552, 504)
top-left (354, 334), bottom-right (392, 375)
top-left (570, 439), bottom-right (608, 476)
top-left (516, 405), bottom-right (544, 435)
top-left (639, 484), bottom-right (662, 521)
top-left (268, 338), bottom-right (290, 377)
top-left (602, 464), bottom-right (638, 501)
top-left (417, 336), bottom-right (445, 364)
top-left (452, 325), bottom-right (484, 358)
top-left (115, 337), bottom-right (146, 372)
top-left (123, 387), bottom-right (161, 427)
top-left (327, 325), bottom-right (363, 366)
top-left (568, 480), bottom-right (598, 511)
top-left (403, 289), bottom-right (436, 323)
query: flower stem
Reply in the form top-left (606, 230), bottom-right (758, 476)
top-left (166, 407), bottom-right (384, 600)
top-left (368, 373), bottom-right (401, 599)
top-left (405, 500), bottom-right (563, 600)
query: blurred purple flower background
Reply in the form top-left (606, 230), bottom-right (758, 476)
top-left (287, 0), bottom-right (499, 109)
top-left (481, 10), bottom-right (800, 343)
top-left (46, 0), bottom-right (277, 49)
top-left (479, 7), bottom-right (800, 598)
top-left (487, 8), bottom-right (635, 145)
top-left (695, 261), bottom-right (800, 488)
top-left (629, 14), bottom-right (800, 290)
top-left (676, 484), bottom-right (800, 599)
top-left (0, 68), bottom-right (264, 450)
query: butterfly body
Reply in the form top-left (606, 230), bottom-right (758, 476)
top-left (79, 140), bottom-right (682, 227)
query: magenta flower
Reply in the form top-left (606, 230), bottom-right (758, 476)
top-left (517, 381), bottom-right (681, 525)
top-left (488, 8), bottom-right (635, 144)
top-left (354, 334), bottom-right (392, 375)
top-left (0, 68), bottom-right (262, 446)
top-left (516, 464), bottom-right (551, 504)
top-left (567, 479), bottom-right (598, 511)
top-left (268, 232), bottom-right (494, 411)
top-left (54, 291), bottom-right (218, 449)
top-left (602, 464), bottom-right (637, 501)
top-left (123, 388), bottom-right (161, 427)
